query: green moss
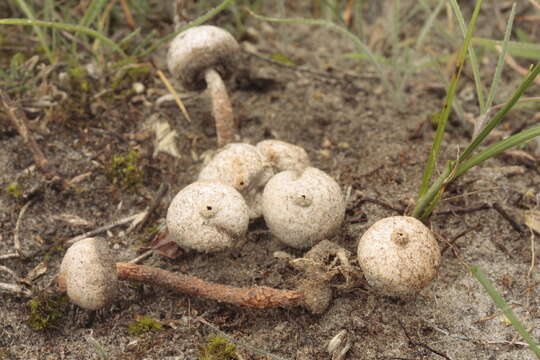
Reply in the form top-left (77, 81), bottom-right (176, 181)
top-left (107, 150), bottom-right (143, 189)
top-left (198, 335), bottom-right (238, 360)
top-left (5, 183), bottom-right (23, 199)
top-left (26, 294), bottom-right (69, 331)
top-left (127, 316), bottom-right (162, 335)
top-left (67, 66), bottom-right (91, 93)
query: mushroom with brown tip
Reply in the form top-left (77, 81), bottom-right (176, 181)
top-left (198, 143), bottom-right (274, 219)
top-left (58, 237), bottom-right (118, 310)
top-left (166, 181), bottom-right (250, 252)
top-left (167, 25), bottom-right (240, 147)
top-left (262, 167), bottom-right (345, 249)
top-left (356, 216), bottom-right (441, 297)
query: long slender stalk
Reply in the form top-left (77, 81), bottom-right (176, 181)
top-left (484, 4), bottom-right (516, 113)
top-left (0, 18), bottom-right (127, 58)
top-left (138, 0), bottom-right (234, 57)
top-left (13, 0), bottom-right (54, 63)
top-left (471, 266), bottom-right (540, 358)
top-left (247, 9), bottom-right (395, 102)
top-left (456, 126), bottom-right (540, 178)
top-left (417, 0), bottom-right (483, 198)
top-left (460, 62), bottom-right (540, 162)
top-left (449, 0), bottom-right (486, 113)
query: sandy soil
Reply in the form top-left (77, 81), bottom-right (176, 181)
top-left (1, 1), bottom-right (539, 359)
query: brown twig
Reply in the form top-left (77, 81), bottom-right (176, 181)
top-left (432, 203), bottom-right (491, 215)
top-left (440, 224), bottom-right (482, 255)
top-left (492, 202), bottom-right (525, 233)
top-left (357, 197), bottom-right (405, 214)
top-left (1, 91), bottom-right (50, 174)
top-left (14, 200), bottom-right (33, 256)
top-left (116, 263), bottom-right (305, 309)
top-left (129, 183), bottom-right (168, 234)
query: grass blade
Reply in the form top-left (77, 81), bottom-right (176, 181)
top-left (456, 125), bottom-right (540, 178)
top-left (79, 0), bottom-right (108, 28)
top-left (13, 0), bottom-right (54, 63)
top-left (471, 266), bottom-right (540, 358)
top-left (138, 0), bottom-right (234, 58)
top-left (417, 0), bottom-right (483, 198)
top-left (246, 9), bottom-right (394, 101)
top-left (473, 38), bottom-right (540, 60)
top-left (449, 0), bottom-right (486, 113)
top-left (460, 62), bottom-right (540, 161)
top-left (485, 3), bottom-right (516, 113)
top-left (0, 19), bottom-right (127, 58)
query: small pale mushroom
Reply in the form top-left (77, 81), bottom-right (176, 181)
top-left (262, 167), bottom-right (345, 249)
top-left (58, 237), bottom-right (118, 310)
top-left (166, 181), bottom-right (250, 252)
top-left (167, 25), bottom-right (240, 147)
top-left (256, 139), bottom-right (310, 172)
top-left (198, 143), bottom-right (274, 219)
top-left (356, 216), bottom-right (441, 297)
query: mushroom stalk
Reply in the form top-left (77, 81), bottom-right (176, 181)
top-left (116, 263), bottom-right (304, 309)
top-left (204, 68), bottom-right (236, 147)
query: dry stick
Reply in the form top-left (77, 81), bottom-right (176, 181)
top-left (0, 253), bottom-right (20, 260)
top-left (116, 263), bottom-right (305, 309)
top-left (1, 91), bottom-right (50, 174)
top-left (65, 212), bottom-right (143, 245)
top-left (492, 202), bottom-right (525, 233)
top-left (0, 282), bottom-right (32, 297)
top-left (204, 68), bottom-right (236, 147)
top-left (118, 0), bottom-right (136, 29)
top-left (14, 200), bottom-right (33, 256)
top-left (129, 183), bottom-right (169, 234)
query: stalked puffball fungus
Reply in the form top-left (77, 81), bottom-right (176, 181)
top-left (256, 139), bottom-right (311, 172)
top-left (166, 181), bottom-right (249, 252)
top-left (262, 167), bottom-right (345, 249)
top-left (58, 237), bottom-right (118, 310)
top-left (198, 143), bottom-right (274, 219)
top-left (167, 25), bottom-right (240, 147)
top-left (357, 216), bottom-right (441, 297)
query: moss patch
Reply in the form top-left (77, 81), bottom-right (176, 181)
top-left (127, 315), bottom-right (162, 335)
top-left (26, 294), bottom-right (69, 331)
top-left (198, 335), bottom-right (238, 360)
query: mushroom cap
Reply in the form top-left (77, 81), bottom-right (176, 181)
top-left (256, 139), bottom-right (310, 173)
top-left (167, 25), bottom-right (240, 91)
top-left (166, 181), bottom-right (249, 252)
top-left (198, 143), bottom-right (274, 219)
top-left (59, 237), bottom-right (118, 310)
top-left (262, 167), bottom-right (345, 249)
top-left (357, 216), bottom-right (441, 297)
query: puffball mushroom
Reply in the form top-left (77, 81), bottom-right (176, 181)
top-left (59, 237), bottom-right (118, 310)
top-left (198, 143), bottom-right (274, 219)
top-left (357, 216), bottom-right (441, 297)
top-left (256, 139), bottom-right (310, 172)
top-left (166, 181), bottom-right (249, 252)
top-left (262, 167), bottom-right (345, 249)
top-left (167, 25), bottom-right (240, 147)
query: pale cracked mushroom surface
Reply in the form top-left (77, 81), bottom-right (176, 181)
top-left (198, 143), bottom-right (273, 219)
top-left (166, 181), bottom-right (249, 252)
top-left (357, 216), bottom-right (441, 297)
top-left (256, 139), bottom-right (310, 173)
top-left (59, 237), bottom-right (118, 310)
top-left (262, 167), bottom-right (345, 249)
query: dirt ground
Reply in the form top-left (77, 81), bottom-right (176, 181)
top-left (1, 1), bottom-right (540, 359)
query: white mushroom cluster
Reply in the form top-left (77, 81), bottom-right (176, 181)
top-left (166, 139), bottom-right (346, 252)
